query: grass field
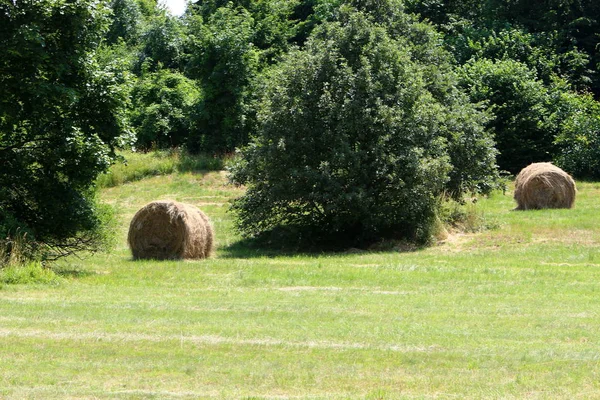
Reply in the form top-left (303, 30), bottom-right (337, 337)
top-left (1, 162), bottom-right (600, 399)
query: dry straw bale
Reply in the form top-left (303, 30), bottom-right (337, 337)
top-left (128, 200), bottom-right (214, 260)
top-left (514, 162), bottom-right (576, 210)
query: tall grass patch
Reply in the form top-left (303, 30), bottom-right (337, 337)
top-left (439, 195), bottom-right (501, 233)
top-left (0, 262), bottom-right (59, 286)
top-left (96, 150), bottom-right (226, 188)
top-left (0, 235), bottom-right (59, 286)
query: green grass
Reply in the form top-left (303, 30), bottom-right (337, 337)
top-left (96, 150), bottom-right (227, 188)
top-left (0, 262), bottom-right (60, 286)
top-left (2, 164), bottom-right (600, 398)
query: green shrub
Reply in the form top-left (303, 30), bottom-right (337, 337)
top-left (230, 7), bottom-right (500, 248)
top-left (438, 196), bottom-right (499, 233)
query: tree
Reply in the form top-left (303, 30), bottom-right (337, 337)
top-left (136, 11), bottom-right (185, 72)
top-left (184, 0), bottom-right (297, 153)
top-left (185, 5), bottom-right (258, 153)
top-left (131, 67), bottom-right (201, 149)
top-left (106, 0), bottom-right (143, 45)
top-left (458, 57), bottom-right (600, 175)
top-left (407, 0), bottom-right (600, 96)
top-left (0, 0), bottom-right (133, 260)
top-left (486, 0), bottom-right (600, 94)
top-left (230, 6), bottom-right (500, 248)
top-left (552, 88), bottom-right (600, 179)
top-left (458, 59), bottom-right (556, 173)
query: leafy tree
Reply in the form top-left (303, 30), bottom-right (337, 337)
top-left (405, 0), bottom-right (483, 26)
top-left (458, 59), bottom-right (557, 173)
top-left (0, 0), bottom-right (132, 260)
top-left (131, 67), bottom-right (201, 149)
top-left (185, 5), bottom-right (258, 153)
top-left (136, 0), bottom-right (160, 18)
top-left (184, 0), bottom-right (298, 153)
top-left (189, 0), bottom-right (297, 58)
top-left (445, 23), bottom-right (592, 92)
top-left (106, 0), bottom-right (143, 45)
top-left (136, 11), bottom-right (185, 72)
top-left (230, 7), bottom-right (499, 248)
top-left (489, 0), bottom-right (600, 94)
top-left (103, 0), bottom-right (193, 152)
top-left (289, 0), bottom-right (343, 45)
top-left (458, 57), bottom-right (600, 175)
top-left (552, 89), bottom-right (600, 179)
top-left (290, 0), bottom-right (413, 44)
top-left (407, 0), bottom-right (600, 96)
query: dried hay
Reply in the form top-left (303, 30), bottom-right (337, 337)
top-left (514, 162), bottom-right (576, 210)
top-left (127, 200), bottom-right (214, 260)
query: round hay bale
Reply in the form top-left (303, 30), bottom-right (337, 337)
top-left (514, 162), bottom-right (576, 210)
top-left (127, 200), bottom-right (214, 260)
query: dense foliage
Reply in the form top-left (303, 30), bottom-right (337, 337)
top-left (106, 0), bottom-right (599, 178)
top-left (553, 90), bottom-right (600, 178)
top-left (230, 5), bottom-right (500, 248)
top-left (406, 0), bottom-right (599, 91)
top-left (458, 59), bottom-right (556, 173)
top-left (0, 0), bottom-right (131, 260)
top-left (406, 0), bottom-right (600, 174)
top-left (184, 0), bottom-right (297, 153)
top-left (131, 67), bottom-right (200, 149)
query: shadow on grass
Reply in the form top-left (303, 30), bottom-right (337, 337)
top-left (220, 238), bottom-right (323, 259)
top-left (52, 266), bottom-right (97, 279)
top-left (219, 236), bottom-right (425, 259)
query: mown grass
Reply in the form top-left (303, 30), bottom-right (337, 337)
top-left (1, 158), bottom-right (600, 399)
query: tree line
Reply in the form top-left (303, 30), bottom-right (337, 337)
top-left (1, 0), bottom-right (599, 258)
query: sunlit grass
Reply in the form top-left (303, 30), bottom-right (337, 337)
top-left (0, 262), bottom-right (60, 286)
top-left (95, 149), bottom-right (228, 188)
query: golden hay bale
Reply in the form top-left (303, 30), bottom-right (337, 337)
top-left (127, 200), bottom-right (214, 260)
top-left (514, 162), bottom-right (576, 210)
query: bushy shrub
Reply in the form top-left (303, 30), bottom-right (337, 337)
top-left (230, 7), bottom-right (500, 248)
top-left (0, 262), bottom-right (60, 285)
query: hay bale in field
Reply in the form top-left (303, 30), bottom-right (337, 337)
top-left (514, 162), bottom-right (576, 210)
top-left (127, 200), bottom-right (214, 260)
